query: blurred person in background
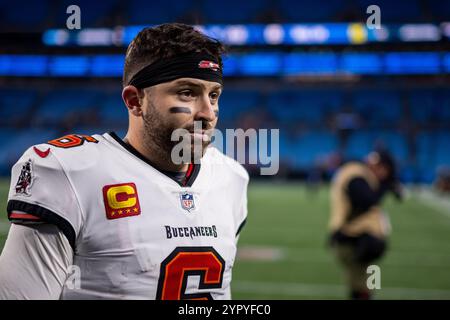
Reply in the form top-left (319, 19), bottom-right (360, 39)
top-left (435, 166), bottom-right (450, 194)
top-left (328, 150), bottom-right (403, 300)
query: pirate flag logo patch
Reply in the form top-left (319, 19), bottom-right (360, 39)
top-left (15, 159), bottom-right (34, 196)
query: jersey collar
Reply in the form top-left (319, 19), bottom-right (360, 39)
top-left (107, 132), bottom-right (201, 187)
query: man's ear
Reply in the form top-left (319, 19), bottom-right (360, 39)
top-left (122, 85), bottom-right (143, 116)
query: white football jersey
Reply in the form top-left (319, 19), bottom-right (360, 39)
top-left (7, 132), bottom-right (249, 300)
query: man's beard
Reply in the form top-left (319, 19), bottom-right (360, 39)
top-left (142, 101), bottom-right (213, 165)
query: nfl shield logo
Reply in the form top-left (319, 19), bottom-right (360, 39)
top-left (180, 192), bottom-right (195, 212)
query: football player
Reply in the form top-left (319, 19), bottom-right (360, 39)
top-left (328, 150), bottom-right (403, 300)
top-left (0, 23), bottom-right (249, 300)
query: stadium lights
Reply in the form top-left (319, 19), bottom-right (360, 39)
top-left (42, 23), bottom-right (448, 47)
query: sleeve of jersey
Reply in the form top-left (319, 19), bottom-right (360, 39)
top-left (235, 175), bottom-right (249, 239)
top-left (0, 223), bottom-right (73, 299)
top-left (6, 146), bottom-right (83, 251)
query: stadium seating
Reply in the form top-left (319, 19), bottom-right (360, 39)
top-left (290, 131), bottom-right (338, 169)
top-left (408, 90), bottom-right (438, 125)
top-left (414, 131), bottom-right (450, 183)
top-left (0, 129), bottom-right (59, 175)
top-left (0, 89), bottom-right (37, 126)
top-left (217, 89), bottom-right (262, 127)
top-left (0, 85), bottom-right (448, 183)
top-left (98, 95), bottom-right (128, 127)
top-left (434, 132), bottom-right (450, 168)
top-left (32, 89), bottom-right (100, 126)
top-left (266, 89), bottom-right (342, 125)
top-left (351, 90), bottom-right (402, 127)
top-left (344, 130), bottom-right (409, 163)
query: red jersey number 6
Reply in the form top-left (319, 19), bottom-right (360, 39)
top-left (156, 247), bottom-right (225, 300)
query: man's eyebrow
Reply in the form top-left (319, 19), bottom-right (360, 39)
top-left (174, 80), bottom-right (202, 87)
top-left (173, 80), bottom-right (223, 91)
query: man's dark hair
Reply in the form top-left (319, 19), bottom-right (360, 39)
top-left (372, 149), bottom-right (397, 182)
top-left (123, 23), bottom-right (226, 87)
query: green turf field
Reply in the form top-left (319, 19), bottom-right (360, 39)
top-left (0, 179), bottom-right (10, 249)
top-left (1, 179), bottom-right (449, 299)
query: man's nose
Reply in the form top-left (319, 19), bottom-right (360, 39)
top-left (194, 95), bottom-right (216, 122)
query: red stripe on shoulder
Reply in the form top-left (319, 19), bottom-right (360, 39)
top-left (10, 212), bottom-right (42, 220)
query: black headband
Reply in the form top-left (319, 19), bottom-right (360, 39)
top-left (128, 53), bottom-right (223, 89)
